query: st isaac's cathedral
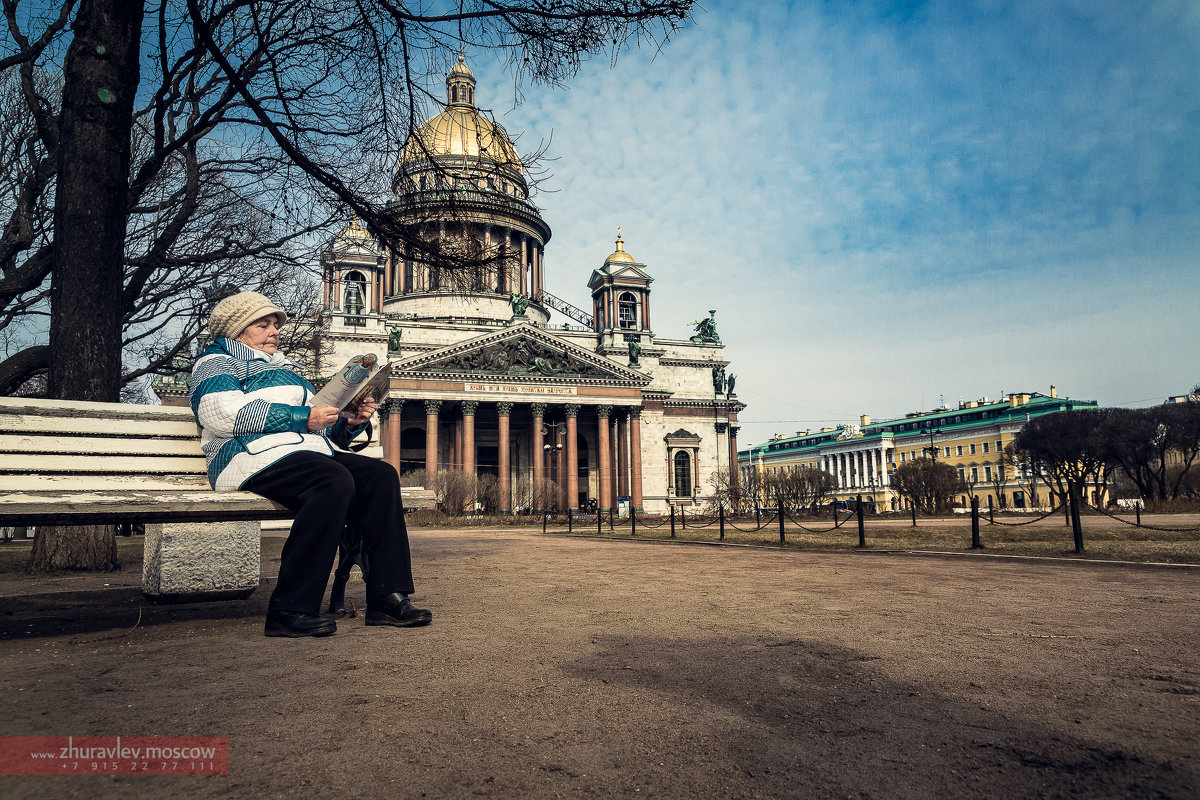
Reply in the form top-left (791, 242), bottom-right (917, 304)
top-left (315, 58), bottom-right (742, 514)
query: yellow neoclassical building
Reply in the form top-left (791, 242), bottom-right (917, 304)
top-left (739, 388), bottom-right (1100, 511)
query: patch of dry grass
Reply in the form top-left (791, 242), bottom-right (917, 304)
top-left (542, 512), bottom-right (1200, 564)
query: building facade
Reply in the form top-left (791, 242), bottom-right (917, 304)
top-left (315, 58), bottom-right (742, 513)
top-left (739, 388), bottom-right (1099, 511)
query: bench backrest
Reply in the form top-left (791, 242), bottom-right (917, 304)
top-left (0, 396), bottom-right (208, 482)
top-left (1, 396), bottom-right (437, 513)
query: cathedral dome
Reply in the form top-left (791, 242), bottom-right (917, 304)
top-left (604, 230), bottom-right (636, 264)
top-left (399, 56), bottom-right (523, 175)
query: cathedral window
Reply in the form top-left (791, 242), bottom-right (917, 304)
top-left (344, 270), bottom-right (367, 314)
top-left (618, 292), bottom-right (638, 329)
top-left (674, 451), bottom-right (692, 497)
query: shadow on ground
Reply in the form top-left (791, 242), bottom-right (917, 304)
top-left (567, 633), bottom-right (1196, 799)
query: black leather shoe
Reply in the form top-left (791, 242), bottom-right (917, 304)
top-left (365, 593), bottom-right (432, 628)
top-left (265, 609), bottom-right (337, 638)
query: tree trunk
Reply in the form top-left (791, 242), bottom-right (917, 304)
top-left (1068, 483), bottom-right (1085, 554)
top-left (27, 525), bottom-right (119, 573)
top-left (37, 0), bottom-right (145, 573)
top-left (48, 0), bottom-right (145, 401)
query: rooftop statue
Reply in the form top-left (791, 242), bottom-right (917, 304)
top-left (509, 292), bottom-right (529, 317)
top-left (628, 339), bottom-right (642, 366)
top-left (690, 310), bottom-right (720, 344)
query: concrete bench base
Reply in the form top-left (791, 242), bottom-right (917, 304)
top-left (142, 520), bottom-right (261, 602)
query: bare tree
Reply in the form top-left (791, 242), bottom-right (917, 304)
top-left (985, 459), bottom-right (1008, 509)
top-left (1103, 404), bottom-right (1200, 502)
top-left (892, 458), bottom-right (967, 514)
top-left (1014, 409), bottom-right (1112, 551)
top-left (3, 0), bottom-right (695, 570)
top-left (758, 466), bottom-right (837, 513)
top-left (1, 0), bottom-right (694, 402)
top-left (1000, 443), bottom-right (1040, 510)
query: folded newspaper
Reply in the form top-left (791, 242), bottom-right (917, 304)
top-left (311, 354), bottom-right (393, 412)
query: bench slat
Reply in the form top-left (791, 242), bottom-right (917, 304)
top-left (0, 396), bottom-right (197, 420)
top-left (0, 433), bottom-right (205, 458)
top-left (3, 474), bottom-right (213, 491)
top-left (0, 415), bottom-right (200, 438)
top-left (0, 490), bottom-right (291, 526)
top-left (0, 452), bottom-right (207, 475)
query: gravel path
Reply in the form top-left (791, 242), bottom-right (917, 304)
top-left (1, 529), bottom-right (1197, 798)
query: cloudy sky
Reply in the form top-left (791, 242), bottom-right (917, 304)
top-left (469, 0), bottom-right (1200, 448)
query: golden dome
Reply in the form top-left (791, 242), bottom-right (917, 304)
top-left (604, 229), bottom-right (636, 264)
top-left (399, 57), bottom-right (522, 174)
top-left (400, 109), bottom-right (522, 172)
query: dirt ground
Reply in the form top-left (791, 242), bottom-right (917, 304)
top-left (1, 529), bottom-right (1197, 799)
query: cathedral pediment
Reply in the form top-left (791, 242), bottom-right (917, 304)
top-left (392, 323), bottom-right (649, 385)
top-left (588, 262), bottom-right (653, 290)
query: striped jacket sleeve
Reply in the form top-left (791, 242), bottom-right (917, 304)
top-left (188, 353), bottom-right (310, 438)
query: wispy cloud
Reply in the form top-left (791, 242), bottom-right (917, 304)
top-left (470, 0), bottom-right (1200, 445)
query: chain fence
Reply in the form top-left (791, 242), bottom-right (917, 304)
top-left (783, 509), bottom-right (852, 533)
top-left (724, 513), bottom-right (778, 533)
top-left (981, 507), bottom-right (1061, 527)
top-left (1083, 502), bottom-right (1200, 533)
top-left (629, 512), bottom-right (670, 529)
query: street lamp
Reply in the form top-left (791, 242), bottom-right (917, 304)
top-left (923, 422), bottom-right (942, 460)
top-left (542, 422), bottom-right (565, 451)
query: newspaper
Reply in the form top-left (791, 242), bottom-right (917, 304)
top-left (311, 354), bottom-right (393, 411)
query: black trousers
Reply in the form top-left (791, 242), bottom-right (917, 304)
top-left (243, 450), bottom-right (415, 614)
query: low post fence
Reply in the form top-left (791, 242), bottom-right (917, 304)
top-left (856, 495), bottom-right (865, 548)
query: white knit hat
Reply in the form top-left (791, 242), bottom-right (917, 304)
top-left (208, 291), bottom-right (288, 340)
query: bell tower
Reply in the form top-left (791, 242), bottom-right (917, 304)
top-left (588, 229), bottom-right (654, 348)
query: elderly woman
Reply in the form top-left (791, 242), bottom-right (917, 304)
top-left (189, 291), bottom-right (431, 637)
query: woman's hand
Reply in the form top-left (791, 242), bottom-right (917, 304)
top-left (347, 397), bottom-right (377, 427)
top-left (306, 406), bottom-right (341, 431)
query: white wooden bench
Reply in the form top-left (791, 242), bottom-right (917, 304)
top-left (0, 396), bottom-right (435, 601)
top-left (0, 396), bottom-right (292, 600)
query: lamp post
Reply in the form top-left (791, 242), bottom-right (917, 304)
top-left (542, 421), bottom-right (566, 512)
top-left (923, 422), bottom-right (942, 461)
top-left (542, 422), bottom-right (565, 451)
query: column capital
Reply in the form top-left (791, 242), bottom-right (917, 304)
top-left (564, 403), bottom-right (580, 418)
top-left (729, 425), bottom-right (740, 437)
top-left (529, 402), bottom-right (547, 417)
top-left (496, 401), bottom-right (514, 416)
top-left (596, 404), bottom-right (612, 419)
top-left (628, 406), bottom-right (642, 419)
top-left (385, 398), bottom-right (404, 413)
top-left (715, 422), bottom-right (728, 434)
top-left (424, 399), bottom-right (442, 415)
top-left (461, 400), bottom-right (479, 416)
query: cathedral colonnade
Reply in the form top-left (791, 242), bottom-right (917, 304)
top-left (377, 399), bottom-right (644, 512)
top-left (379, 227), bottom-right (546, 300)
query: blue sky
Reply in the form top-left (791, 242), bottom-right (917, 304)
top-left (467, 0), bottom-right (1200, 448)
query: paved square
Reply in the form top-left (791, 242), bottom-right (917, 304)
top-left (1, 530), bottom-right (1197, 797)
